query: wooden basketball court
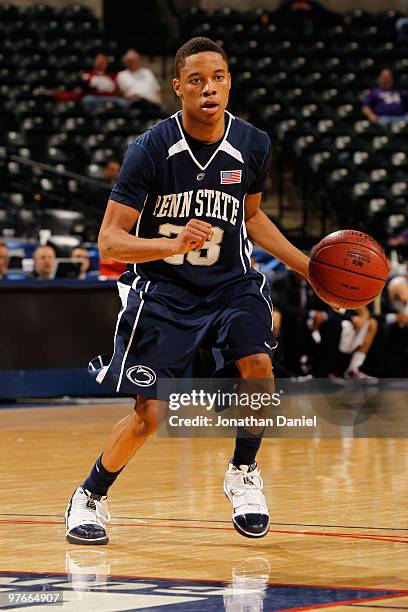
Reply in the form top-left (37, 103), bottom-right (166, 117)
top-left (1, 400), bottom-right (408, 611)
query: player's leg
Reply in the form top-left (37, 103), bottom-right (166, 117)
top-left (65, 276), bottom-right (206, 545)
top-left (213, 278), bottom-right (276, 538)
top-left (224, 353), bottom-right (273, 538)
top-left (65, 397), bottom-right (167, 545)
top-left (100, 397), bottom-right (168, 471)
top-left (232, 353), bottom-right (273, 461)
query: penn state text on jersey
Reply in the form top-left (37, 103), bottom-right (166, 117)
top-left (109, 110), bottom-right (272, 292)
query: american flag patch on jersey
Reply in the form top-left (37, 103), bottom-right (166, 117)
top-left (220, 170), bottom-right (242, 184)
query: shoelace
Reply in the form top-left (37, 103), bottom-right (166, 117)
top-left (230, 471), bottom-right (266, 513)
top-left (87, 498), bottom-right (111, 525)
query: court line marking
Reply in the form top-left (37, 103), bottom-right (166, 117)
top-left (1, 513), bottom-right (407, 533)
top-left (0, 569), bottom-right (407, 594)
top-left (280, 594), bottom-right (408, 612)
top-left (1, 518), bottom-right (408, 544)
top-left (349, 606), bottom-right (408, 609)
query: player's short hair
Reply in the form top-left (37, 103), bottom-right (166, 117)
top-left (174, 37), bottom-right (228, 78)
top-left (0, 240), bottom-right (8, 249)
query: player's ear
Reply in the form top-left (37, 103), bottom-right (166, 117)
top-left (227, 72), bottom-right (232, 91)
top-left (173, 78), bottom-right (182, 98)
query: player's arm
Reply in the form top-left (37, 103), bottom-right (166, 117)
top-left (98, 137), bottom-right (211, 263)
top-left (244, 193), bottom-right (309, 279)
top-left (98, 200), bottom-right (211, 264)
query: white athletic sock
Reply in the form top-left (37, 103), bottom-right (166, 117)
top-left (347, 350), bottom-right (366, 373)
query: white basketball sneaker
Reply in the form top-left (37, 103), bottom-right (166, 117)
top-left (65, 487), bottom-right (110, 545)
top-left (224, 463), bottom-right (270, 538)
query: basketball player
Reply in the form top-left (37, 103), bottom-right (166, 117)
top-left (65, 37), bottom-right (310, 544)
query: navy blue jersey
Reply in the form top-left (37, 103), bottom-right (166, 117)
top-left (110, 111), bottom-right (272, 292)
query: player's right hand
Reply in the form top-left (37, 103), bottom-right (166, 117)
top-left (173, 219), bottom-right (212, 255)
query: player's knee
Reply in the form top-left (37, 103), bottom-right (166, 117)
top-left (237, 354), bottom-right (273, 378)
top-left (130, 400), bottom-right (160, 437)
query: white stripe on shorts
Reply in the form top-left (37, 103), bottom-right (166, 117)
top-left (96, 278), bottom-right (139, 384)
top-left (116, 280), bottom-right (151, 392)
top-left (259, 272), bottom-right (276, 342)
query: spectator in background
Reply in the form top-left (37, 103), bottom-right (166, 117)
top-left (362, 69), bottom-right (408, 125)
top-left (388, 227), bottom-right (408, 256)
top-left (271, 267), bottom-right (380, 380)
top-left (378, 274), bottom-right (408, 376)
top-left (99, 257), bottom-right (126, 280)
top-left (102, 159), bottom-right (121, 186)
top-left (71, 246), bottom-right (91, 280)
top-left (87, 159), bottom-right (121, 216)
top-left (336, 307), bottom-right (379, 380)
top-left (117, 49), bottom-right (162, 106)
top-left (270, 267), bottom-right (330, 377)
top-left (386, 274), bottom-right (408, 325)
top-left (0, 241), bottom-right (9, 279)
top-left (314, 307), bottom-right (379, 380)
top-left (273, 0), bottom-right (342, 38)
top-left (82, 53), bottom-right (127, 110)
top-left (396, 16), bottom-right (408, 42)
top-left (32, 245), bottom-right (56, 279)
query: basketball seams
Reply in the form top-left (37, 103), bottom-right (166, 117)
top-left (311, 258), bottom-right (387, 282)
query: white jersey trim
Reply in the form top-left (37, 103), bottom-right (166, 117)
top-left (173, 111), bottom-right (236, 171)
top-left (167, 138), bottom-right (189, 159)
top-left (218, 139), bottom-right (244, 164)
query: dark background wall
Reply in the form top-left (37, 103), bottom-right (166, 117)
top-left (0, 283), bottom-right (119, 370)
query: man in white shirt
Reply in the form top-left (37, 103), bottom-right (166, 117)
top-left (117, 49), bottom-right (162, 105)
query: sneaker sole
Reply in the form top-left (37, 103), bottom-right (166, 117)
top-left (66, 532), bottom-right (109, 546)
top-left (223, 484), bottom-right (269, 539)
top-left (231, 516), bottom-right (270, 539)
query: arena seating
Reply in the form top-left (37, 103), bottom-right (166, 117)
top-left (1, 4), bottom-right (408, 249)
top-left (0, 3), bottom-right (166, 244)
top-left (179, 6), bottom-right (408, 244)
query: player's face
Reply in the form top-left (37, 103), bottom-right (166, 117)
top-left (173, 52), bottom-right (231, 124)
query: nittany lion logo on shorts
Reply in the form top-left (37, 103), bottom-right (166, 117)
top-left (126, 365), bottom-right (157, 387)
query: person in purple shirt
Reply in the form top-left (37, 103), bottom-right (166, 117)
top-left (362, 68), bottom-right (407, 125)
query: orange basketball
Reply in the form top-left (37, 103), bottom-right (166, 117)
top-left (309, 230), bottom-right (389, 309)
